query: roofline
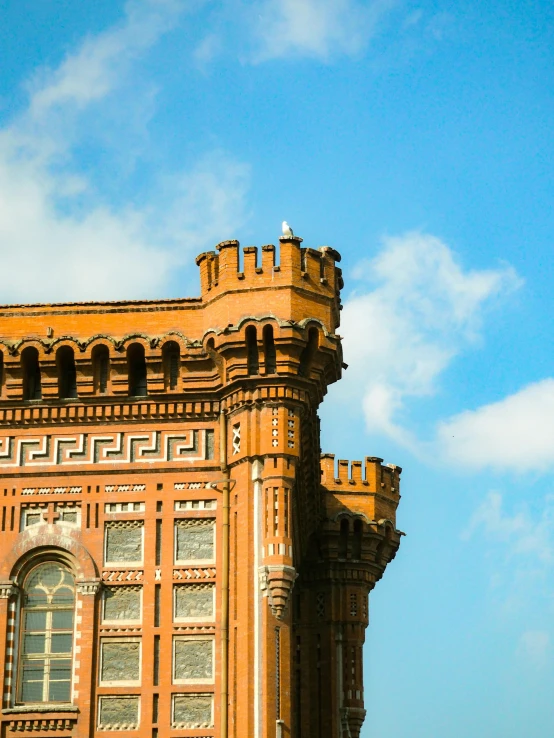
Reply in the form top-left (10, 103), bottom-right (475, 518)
top-left (0, 296), bottom-right (202, 310)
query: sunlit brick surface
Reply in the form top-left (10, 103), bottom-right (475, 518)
top-left (0, 237), bottom-right (402, 738)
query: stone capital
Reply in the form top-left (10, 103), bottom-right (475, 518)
top-left (0, 582), bottom-right (18, 599)
top-left (75, 578), bottom-right (102, 596)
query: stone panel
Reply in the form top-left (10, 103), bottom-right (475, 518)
top-left (175, 518), bottom-right (214, 562)
top-left (174, 638), bottom-right (213, 681)
top-left (172, 694), bottom-right (213, 728)
top-left (103, 586), bottom-right (141, 622)
top-left (174, 584), bottom-right (214, 620)
top-left (98, 696), bottom-right (140, 730)
top-left (101, 640), bottom-right (141, 683)
top-left (105, 521), bottom-right (143, 564)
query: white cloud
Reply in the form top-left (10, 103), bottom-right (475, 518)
top-left (438, 379), bottom-right (554, 473)
top-left (0, 0), bottom-right (249, 303)
top-left (517, 630), bottom-right (550, 668)
top-left (338, 232), bottom-right (520, 445)
top-left (251, 0), bottom-right (395, 61)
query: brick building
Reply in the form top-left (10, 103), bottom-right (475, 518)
top-left (0, 235), bottom-right (402, 738)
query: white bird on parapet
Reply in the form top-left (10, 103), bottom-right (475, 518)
top-left (282, 221), bottom-right (294, 237)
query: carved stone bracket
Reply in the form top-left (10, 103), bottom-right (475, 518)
top-left (0, 582), bottom-right (18, 599)
top-left (340, 706), bottom-right (366, 738)
top-left (75, 579), bottom-right (102, 596)
top-left (258, 565), bottom-right (297, 620)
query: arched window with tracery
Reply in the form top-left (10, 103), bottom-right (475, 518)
top-left (17, 562), bottom-right (75, 704)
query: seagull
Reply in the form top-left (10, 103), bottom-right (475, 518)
top-left (282, 220), bottom-right (294, 237)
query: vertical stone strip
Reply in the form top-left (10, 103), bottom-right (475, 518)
top-left (0, 584), bottom-right (18, 708)
top-left (75, 579), bottom-right (101, 735)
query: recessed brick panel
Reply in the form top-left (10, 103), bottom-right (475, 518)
top-left (105, 521), bottom-right (143, 564)
top-left (174, 584), bottom-right (214, 620)
top-left (100, 640), bottom-right (141, 684)
top-left (103, 586), bottom-right (142, 622)
top-left (174, 638), bottom-right (213, 682)
top-left (174, 519), bottom-right (214, 562)
top-left (172, 693), bottom-right (213, 728)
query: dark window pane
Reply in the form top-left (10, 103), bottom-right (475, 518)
top-left (51, 634), bottom-right (72, 653)
top-left (52, 611), bottom-right (73, 629)
top-left (25, 611), bottom-right (46, 630)
top-left (23, 634), bottom-right (46, 654)
top-left (21, 680), bottom-right (44, 702)
top-left (25, 593), bottom-right (48, 607)
top-left (49, 661), bottom-right (71, 680)
top-left (49, 679), bottom-right (70, 702)
top-left (22, 661), bottom-right (45, 678)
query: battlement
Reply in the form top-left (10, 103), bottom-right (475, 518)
top-left (320, 453), bottom-right (402, 525)
top-left (320, 454), bottom-right (401, 495)
top-left (195, 236), bottom-right (343, 305)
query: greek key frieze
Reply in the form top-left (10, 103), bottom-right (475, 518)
top-left (0, 429), bottom-right (212, 469)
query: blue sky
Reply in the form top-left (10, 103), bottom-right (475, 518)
top-left (1, 1), bottom-right (554, 735)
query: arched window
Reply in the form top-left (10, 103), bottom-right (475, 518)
top-left (21, 347), bottom-right (42, 401)
top-left (127, 343), bottom-right (147, 397)
top-left (246, 326), bottom-right (259, 376)
top-left (352, 519), bottom-right (363, 560)
top-left (298, 327), bottom-right (319, 377)
top-left (92, 345), bottom-right (110, 394)
top-left (338, 518), bottom-right (349, 559)
top-left (263, 325), bottom-right (277, 375)
top-left (56, 346), bottom-right (78, 399)
top-left (18, 562), bottom-right (75, 704)
top-left (162, 341), bottom-right (180, 391)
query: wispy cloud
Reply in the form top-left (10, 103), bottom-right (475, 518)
top-left (250, 0), bottom-right (395, 62)
top-left (463, 491), bottom-right (554, 622)
top-left (337, 232), bottom-right (520, 447)
top-left (0, 0), bottom-right (249, 303)
top-left (462, 491), bottom-right (554, 564)
top-left (517, 630), bottom-right (550, 668)
top-left (438, 379), bottom-right (554, 473)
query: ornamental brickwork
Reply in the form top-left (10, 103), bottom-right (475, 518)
top-left (0, 235), bottom-right (403, 738)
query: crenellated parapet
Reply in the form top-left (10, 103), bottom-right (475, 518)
top-left (196, 237), bottom-right (342, 303)
top-left (320, 453), bottom-right (401, 527)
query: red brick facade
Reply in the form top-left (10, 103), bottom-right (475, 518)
top-left (0, 236), bottom-right (402, 738)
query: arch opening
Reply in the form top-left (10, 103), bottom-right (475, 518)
top-left (246, 326), bottom-right (259, 376)
top-left (162, 341), bottom-right (180, 391)
top-left (298, 327), bottom-right (319, 377)
top-left (127, 343), bottom-right (147, 397)
top-left (56, 346), bottom-right (78, 399)
top-left (263, 324), bottom-right (277, 375)
top-left (92, 344), bottom-right (110, 395)
top-left (21, 347), bottom-right (42, 401)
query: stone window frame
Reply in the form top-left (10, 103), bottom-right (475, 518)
top-left (173, 518), bottom-right (216, 566)
top-left (173, 583), bottom-right (215, 623)
top-left (20, 507), bottom-right (48, 530)
top-left (20, 504), bottom-right (81, 531)
top-left (98, 637), bottom-right (142, 687)
top-left (54, 504), bottom-right (81, 528)
top-left (103, 521), bottom-right (144, 567)
top-left (15, 561), bottom-right (76, 705)
top-left (97, 695), bottom-right (140, 731)
top-left (101, 586), bottom-right (143, 625)
top-left (172, 636), bottom-right (215, 685)
top-left (171, 692), bottom-right (214, 729)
